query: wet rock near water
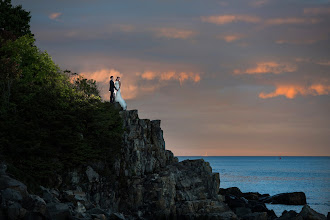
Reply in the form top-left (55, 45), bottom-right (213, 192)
top-left (219, 187), bottom-right (276, 220)
top-left (259, 192), bottom-right (306, 205)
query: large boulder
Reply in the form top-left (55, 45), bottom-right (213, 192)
top-left (219, 187), bottom-right (243, 197)
top-left (260, 192), bottom-right (306, 205)
top-left (46, 203), bottom-right (71, 220)
top-left (0, 174), bottom-right (28, 197)
top-left (297, 205), bottom-right (326, 220)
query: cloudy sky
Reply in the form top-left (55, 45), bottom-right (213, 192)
top-left (13, 0), bottom-right (330, 156)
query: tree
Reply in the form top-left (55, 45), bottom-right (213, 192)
top-left (0, 0), bottom-right (32, 37)
top-left (0, 35), bottom-right (59, 111)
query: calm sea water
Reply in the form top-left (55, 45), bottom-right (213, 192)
top-left (178, 156), bottom-right (330, 216)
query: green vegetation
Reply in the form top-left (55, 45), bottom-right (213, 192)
top-left (0, 1), bottom-right (123, 189)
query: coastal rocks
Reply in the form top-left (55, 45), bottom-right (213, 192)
top-left (0, 171), bottom-right (48, 220)
top-left (1, 110), bottom-right (326, 220)
top-left (260, 192), bottom-right (307, 205)
top-left (219, 187), bottom-right (277, 219)
top-left (276, 205), bottom-right (327, 220)
top-left (298, 205), bottom-right (326, 220)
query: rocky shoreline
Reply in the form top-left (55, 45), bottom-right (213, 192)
top-left (0, 109), bottom-right (328, 220)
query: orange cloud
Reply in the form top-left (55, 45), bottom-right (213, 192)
top-left (265, 17), bottom-right (321, 25)
top-left (154, 28), bottom-right (196, 39)
top-left (259, 84), bottom-right (330, 99)
top-left (304, 7), bottom-right (330, 15)
top-left (218, 34), bottom-right (243, 42)
top-left (275, 39), bottom-right (317, 45)
top-left (141, 71), bottom-right (157, 80)
top-left (49, 12), bottom-right (62, 20)
top-left (202, 14), bottom-right (321, 26)
top-left (201, 15), bottom-right (261, 25)
top-left (234, 62), bottom-right (297, 75)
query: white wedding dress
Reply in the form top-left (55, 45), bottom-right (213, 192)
top-left (115, 81), bottom-right (127, 110)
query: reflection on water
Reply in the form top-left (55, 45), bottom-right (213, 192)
top-left (178, 156), bottom-right (330, 216)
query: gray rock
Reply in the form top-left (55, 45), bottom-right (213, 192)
top-left (0, 163), bottom-right (7, 175)
top-left (75, 201), bottom-right (86, 216)
top-left (277, 210), bottom-right (300, 220)
top-left (47, 203), bottom-right (71, 220)
top-left (242, 212), bottom-right (268, 220)
top-left (22, 194), bottom-right (47, 215)
top-left (86, 166), bottom-right (99, 182)
top-left (7, 202), bottom-right (22, 220)
top-left (297, 205), bottom-right (326, 220)
top-left (234, 207), bottom-right (252, 217)
top-left (111, 212), bottom-right (126, 220)
top-left (219, 187), bottom-right (243, 197)
top-left (40, 186), bottom-right (60, 203)
top-left (0, 174), bottom-right (28, 197)
top-left (1, 188), bottom-right (23, 202)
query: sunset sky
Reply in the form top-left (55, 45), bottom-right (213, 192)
top-left (13, 0), bottom-right (330, 156)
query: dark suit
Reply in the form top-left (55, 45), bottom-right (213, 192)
top-left (109, 80), bottom-right (115, 103)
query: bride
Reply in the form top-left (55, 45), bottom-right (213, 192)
top-left (114, 77), bottom-right (127, 110)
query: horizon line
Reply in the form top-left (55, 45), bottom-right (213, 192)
top-left (176, 155), bottom-right (330, 157)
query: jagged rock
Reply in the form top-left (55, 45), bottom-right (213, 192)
top-left (47, 203), bottom-right (71, 220)
top-left (242, 192), bottom-right (269, 201)
top-left (40, 186), bottom-right (60, 203)
top-left (276, 210), bottom-right (300, 220)
top-left (75, 201), bottom-right (87, 217)
top-left (234, 207), bottom-right (252, 218)
top-left (220, 187), bottom-right (243, 197)
top-left (260, 192), bottom-right (306, 205)
top-left (111, 212), bottom-right (126, 220)
top-left (241, 212), bottom-right (268, 220)
top-left (86, 166), bottom-right (99, 182)
top-left (1, 188), bottom-right (23, 202)
top-left (0, 174), bottom-right (28, 197)
top-left (297, 205), bottom-right (326, 220)
top-left (22, 194), bottom-right (47, 216)
top-left (7, 202), bottom-right (22, 219)
top-left (0, 163), bottom-right (7, 175)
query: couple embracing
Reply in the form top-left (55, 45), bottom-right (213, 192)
top-left (109, 76), bottom-right (127, 110)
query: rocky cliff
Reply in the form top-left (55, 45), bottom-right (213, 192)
top-left (0, 109), bottom-right (327, 220)
top-left (0, 109), bottom-right (236, 219)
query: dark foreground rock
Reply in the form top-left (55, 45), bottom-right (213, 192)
top-left (219, 187), bottom-right (277, 220)
top-left (260, 192), bottom-right (307, 205)
top-left (275, 205), bottom-right (327, 220)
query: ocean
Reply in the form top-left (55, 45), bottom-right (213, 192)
top-left (178, 156), bottom-right (330, 217)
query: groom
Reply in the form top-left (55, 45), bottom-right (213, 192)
top-left (109, 76), bottom-right (116, 103)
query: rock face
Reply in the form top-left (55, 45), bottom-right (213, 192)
top-left (0, 110), bottom-right (236, 219)
top-left (115, 110), bottom-right (236, 219)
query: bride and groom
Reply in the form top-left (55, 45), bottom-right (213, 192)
top-left (109, 76), bottom-right (127, 110)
